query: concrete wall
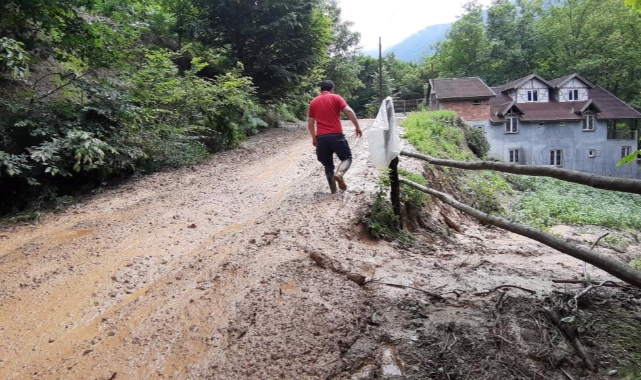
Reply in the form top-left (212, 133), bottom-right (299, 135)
top-left (484, 120), bottom-right (641, 179)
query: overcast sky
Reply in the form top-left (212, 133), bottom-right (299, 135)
top-left (338, 0), bottom-right (493, 51)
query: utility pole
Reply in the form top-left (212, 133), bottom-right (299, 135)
top-left (379, 37), bottom-right (383, 103)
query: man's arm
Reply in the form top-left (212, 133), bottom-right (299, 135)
top-left (342, 106), bottom-right (362, 137)
top-left (307, 117), bottom-right (317, 147)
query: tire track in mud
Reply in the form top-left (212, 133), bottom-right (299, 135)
top-left (0, 121), bottom-right (379, 379)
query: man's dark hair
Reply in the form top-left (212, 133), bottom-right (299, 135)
top-left (319, 80), bottom-right (335, 92)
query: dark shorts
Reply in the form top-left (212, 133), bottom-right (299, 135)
top-left (316, 133), bottom-right (352, 174)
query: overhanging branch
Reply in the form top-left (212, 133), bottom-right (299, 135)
top-left (400, 150), bottom-right (641, 195)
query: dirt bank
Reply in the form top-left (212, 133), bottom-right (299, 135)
top-left (1, 121), bottom-right (639, 379)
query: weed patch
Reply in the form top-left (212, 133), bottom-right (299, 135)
top-left (399, 168), bottom-right (428, 209)
top-left (363, 175), bottom-right (414, 243)
top-left (402, 111), bottom-right (473, 161)
top-left (507, 177), bottom-right (641, 230)
top-left (464, 170), bottom-right (512, 214)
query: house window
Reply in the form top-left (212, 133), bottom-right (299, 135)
top-left (505, 117), bottom-right (519, 133)
top-left (472, 99), bottom-right (481, 105)
top-left (527, 90), bottom-right (538, 102)
top-left (588, 149), bottom-right (596, 158)
top-left (509, 149), bottom-right (520, 163)
top-left (583, 115), bottom-right (595, 131)
top-left (568, 89), bottom-right (579, 101)
top-left (549, 149), bottom-right (563, 166)
top-left (621, 146), bottom-right (632, 159)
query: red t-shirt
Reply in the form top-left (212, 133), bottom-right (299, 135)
top-left (308, 92), bottom-right (348, 136)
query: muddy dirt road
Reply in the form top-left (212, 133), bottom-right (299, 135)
top-left (1, 121), bottom-right (637, 380)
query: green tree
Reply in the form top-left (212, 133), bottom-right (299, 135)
top-left (198, 0), bottom-right (331, 100)
top-left (320, 0), bottom-right (363, 100)
top-left (484, 0), bottom-right (543, 85)
top-left (536, 0), bottom-right (641, 104)
top-left (432, 0), bottom-right (489, 78)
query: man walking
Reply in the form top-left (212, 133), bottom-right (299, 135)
top-left (308, 80), bottom-right (362, 193)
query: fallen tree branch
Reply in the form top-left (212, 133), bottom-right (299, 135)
top-left (400, 150), bottom-right (641, 195)
top-left (560, 367), bottom-right (576, 380)
top-left (552, 279), bottom-right (633, 289)
top-left (474, 284), bottom-right (537, 296)
top-left (568, 280), bottom-right (616, 311)
top-left (399, 178), bottom-right (641, 288)
top-left (544, 307), bottom-right (597, 372)
top-left (367, 280), bottom-right (464, 299)
top-left (584, 233), bottom-right (609, 281)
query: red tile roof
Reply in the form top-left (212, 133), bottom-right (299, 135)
top-left (488, 83), bottom-right (641, 123)
top-left (498, 74), bottom-right (553, 92)
top-left (430, 77), bottom-right (496, 99)
top-left (548, 73), bottom-right (595, 89)
top-left (589, 86), bottom-right (641, 119)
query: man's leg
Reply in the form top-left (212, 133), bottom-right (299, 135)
top-left (332, 135), bottom-right (353, 191)
top-left (316, 137), bottom-right (337, 194)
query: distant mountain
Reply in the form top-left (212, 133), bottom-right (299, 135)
top-left (362, 23), bottom-right (451, 62)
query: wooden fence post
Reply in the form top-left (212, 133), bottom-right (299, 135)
top-left (389, 157), bottom-right (402, 229)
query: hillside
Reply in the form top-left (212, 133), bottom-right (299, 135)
top-left (362, 22), bottom-right (451, 62)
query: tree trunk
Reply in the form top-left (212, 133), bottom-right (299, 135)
top-left (400, 150), bottom-right (641, 195)
top-left (399, 178), bottom-right (641, 288)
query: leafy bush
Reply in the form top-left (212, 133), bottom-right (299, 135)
top-left (0, 38), bottom-right (29, 79)
top-left (0, 49), bottom-right (265, 215)
top-left (364, 176), bottom-right (413, 243)
top-left (463, 125), bottom-right (490, 158)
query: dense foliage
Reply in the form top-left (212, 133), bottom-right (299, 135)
top-left (0, 0), bottom-right (361, 215)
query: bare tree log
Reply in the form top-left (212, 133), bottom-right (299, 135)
top-left (400, 150), bottom-right (641, 195)
top-left (309, 251), bottom-right (366, 286)
top-left (399, 178), bottom-right (641, 288)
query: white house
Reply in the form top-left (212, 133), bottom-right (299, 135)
top-left (430, 73), bottom-right (641, 179)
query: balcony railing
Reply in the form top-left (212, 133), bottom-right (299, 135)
top-left (393, 99), bottom-right (424, 113)
top-left (607, 130), bottom-right (636, 140)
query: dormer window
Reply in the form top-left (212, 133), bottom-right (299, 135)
top-left (527, 90), bottom-right (538, 102)
top-left (568, 89), bottom-right (579, 101)
top-left (583, 115), bottom-right (595, 131)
